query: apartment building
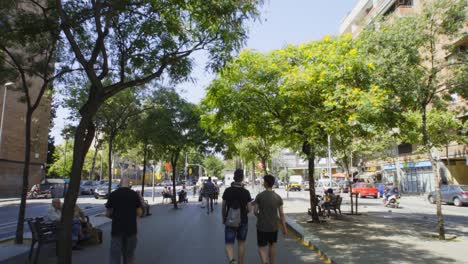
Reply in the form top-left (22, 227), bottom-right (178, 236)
top-left (0, 1), bottom-right (52, 197)
top-left (340, 0), bottom-right (467, 193)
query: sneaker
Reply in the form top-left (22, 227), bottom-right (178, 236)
top-left (229, 259), bottom-right (237, 264)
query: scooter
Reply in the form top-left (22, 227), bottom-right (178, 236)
top-left (384, 194), bottom-right (400, 208)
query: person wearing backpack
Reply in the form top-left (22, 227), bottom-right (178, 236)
top-left (222, 169), bottom-right (252, 264)
top-left (252, 175), bottom-right (288, 264)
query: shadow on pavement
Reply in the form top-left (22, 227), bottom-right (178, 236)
top-left (288, 212), bottom-right (464, 264)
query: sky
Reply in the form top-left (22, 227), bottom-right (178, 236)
top-left (51, 0), bottom-right (360, 144)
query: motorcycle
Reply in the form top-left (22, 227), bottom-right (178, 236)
top-left (384, 194), bottom-right (400, 208)
top-left (27, 189), bottom-right (52, 199)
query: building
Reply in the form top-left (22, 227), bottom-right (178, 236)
top-left (0, 1), bottom-right (52, 197)
top-left (0, 81), bottom-right (51, 197)
top-left (340, 0), bottom-right (468, 193)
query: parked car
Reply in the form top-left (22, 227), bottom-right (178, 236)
top-left (428, 184), bottom-right (468, 207)
top-left (352, 182), bottom-right (378, 198)
top-left (94, 183), bottom-right (120, 199)
top-left (315, 180), bottom-right (340, 194)
top-left (80, 180), bottom-right (98, 195)
top-left (337, 180), bottom-right (351, 193)
top-left (287, 181), bottom-right (302, 191)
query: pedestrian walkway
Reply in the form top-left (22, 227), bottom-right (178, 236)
top-left (287, 212), bottom-right (468, 264)
top-left (1, 202), bottom-right (323, 263)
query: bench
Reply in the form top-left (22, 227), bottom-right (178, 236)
top-left (162, 192), bottom-right (174, 204)
top-left (308, 195), bottom-right (343, 218)
top-left (27, 217), bottom-right (58, 264)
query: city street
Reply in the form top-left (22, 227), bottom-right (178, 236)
top-left (1, 201), bottom-right (322, 264)
top-left (0, 186), bottom-right (169, 241)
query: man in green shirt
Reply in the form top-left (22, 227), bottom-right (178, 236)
top-left (253, 175), bottom-right (288, 264)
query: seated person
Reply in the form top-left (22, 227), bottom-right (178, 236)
top-left (320, 188), bottom-right (336, 210)
top-left (47, 199), bottom-right (83, 250)
top-left (178, 188), bottom-right (187, 203)
top-left (138, 191), bottom-right (151, 216)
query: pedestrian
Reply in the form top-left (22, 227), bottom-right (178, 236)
top-left (46, 198), bottom-right (83, 250)
top-left (204, 177), bottom-right (216, 214)
top-left (214, 180), bottom-right (220, 205)
top-left (222, 169), bottom-right (252, 264)
top-left (252, 175), bottom-right (287, 264)
top-left (106, 177), bottom-right (143, 264)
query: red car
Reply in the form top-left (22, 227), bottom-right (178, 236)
top-left (352, 183), bottom-right (378, 198)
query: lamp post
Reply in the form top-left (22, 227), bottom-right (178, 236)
top-left (0, 82), bottom-right (14, 155)
top-left (149, 160), bottom-right (155, 202)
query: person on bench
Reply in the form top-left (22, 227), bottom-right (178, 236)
top-left (320, 188), bottom-right (336, 211)
top-left (138, 191), bottom-right (151, 216)
top-left (46, 198), bottom-right (83, 250)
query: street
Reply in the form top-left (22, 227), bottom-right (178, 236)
top-left (0, 186), bottom-right (169, 241)
top-left (1, 202), bottom-right (322, 264)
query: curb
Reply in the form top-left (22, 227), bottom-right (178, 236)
top-left (0, 198), bottom-right (20, 204)
top-left (285, 215), bottom-right (336, 264)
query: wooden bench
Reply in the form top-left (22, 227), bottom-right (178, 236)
top-left (308, 195), bottom-right (343, 218)
top-left (162, 192), bottom-right (174, 204)
top-left (26, 217), bottom-right (58, 264)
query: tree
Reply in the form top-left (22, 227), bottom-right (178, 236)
top-left (0, 0), bottom-right (74, 243)
top-left (203, 155), bottom-right (224, 178)
top-left (359, 0), bottom-right (467, 240)
top-left (149, 88), bottom-right (207, 209)
top-left (52, 1), bottom-right (262, 261)
top-left (202, 50), bottom-right (286, 175)
top-left (95, 88), bottom-right (142, 194)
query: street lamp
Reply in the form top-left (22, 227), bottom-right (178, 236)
top-left (0, 82), bottom-right (14, 155)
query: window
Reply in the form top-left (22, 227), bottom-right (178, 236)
top-left (397, 0), bottom-right (413, 6)
top-left (398, 143), bottom-right (412, 154)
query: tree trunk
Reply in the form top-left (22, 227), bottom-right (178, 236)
top-left (171, 152), bottom-right (179, 209)
top-left (141, 144), bottom-right (147, 196)
top-left (422, 105), bottom-right (445, 240)
top-left (303, 141), bottom-right (319, 222)
top-left (261, 158), bottom-right (267, 175)
top-left (88, 135), bottom-right (100, 180)
top-left (15, 109), bottom-right (33, 244)
top-left (252, 161), bottom-right (256, 183)
top-left (107, 136), bottom-right (114, 194)
top-left (58, 113), bottom-right (96, 264)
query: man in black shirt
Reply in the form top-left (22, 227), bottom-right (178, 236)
top-left (222, 169), bottom-right (252, 264)
top-left (106, 177), bottom-right (142, 264)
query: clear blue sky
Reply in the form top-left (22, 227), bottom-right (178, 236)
top-left (52, 0), bottom-right (359, 144)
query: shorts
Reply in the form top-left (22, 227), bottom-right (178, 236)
top-left (110, 235), bottom-right (137, 264)
top-left (257, 230), bottom-right (278, 247)
top-left (225, 222), bottom-right (248, 244)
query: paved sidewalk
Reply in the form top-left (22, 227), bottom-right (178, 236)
top-left (286, 211), bottom-right (468, 264)
top-left (1, 202), bottom-right (323, 264)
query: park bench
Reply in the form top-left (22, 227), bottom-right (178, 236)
top-left (27, 217), bottom-right (58, 264)
top-left (308, 195), bottom-right (343, 218)
top-left (162, 192), bottom-right (174, 204)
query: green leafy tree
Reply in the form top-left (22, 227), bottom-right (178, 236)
top-left (203, 155), bottom-right (224, 178)
top-left (202, 50), bottom-right (285, 175)
top-left (149, 88), bottom-right (207, 209)
top-left (51, 1), bottom-right (263, 259)
top-left (359, 0), bottom-right (467, 239)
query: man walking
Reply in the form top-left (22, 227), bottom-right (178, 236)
top-left (253, 175), bottom-right (287, 264)
top-left (106, 177), bottom-right (143, 264)
top-left (204, 177), bottom-right (216, 214)
top-left (222, 169), bottom-right (252, 264)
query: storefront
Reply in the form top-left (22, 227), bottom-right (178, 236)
top-left (382, 161), bottom-right (435, 193)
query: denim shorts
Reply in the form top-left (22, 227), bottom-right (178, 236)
top-left (225, 222), bottom-right (248, 243)
top-left (110, 235), bottom-right (137, 264)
